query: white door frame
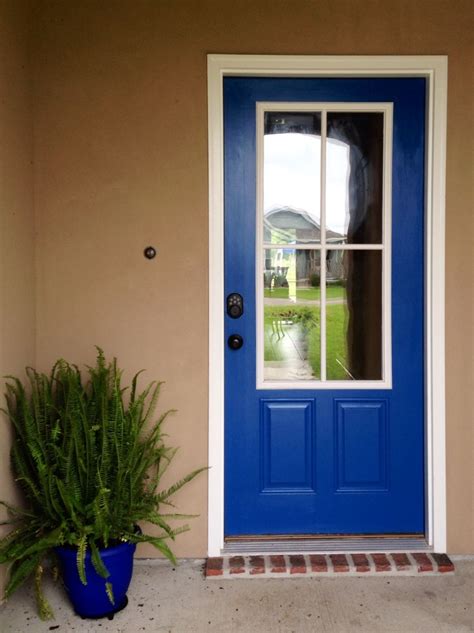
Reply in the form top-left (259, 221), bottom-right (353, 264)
top-left (207, 55), bottom-right (448, 556)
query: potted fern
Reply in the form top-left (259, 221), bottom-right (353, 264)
top-left (0, 349), bottom-right (205, 620)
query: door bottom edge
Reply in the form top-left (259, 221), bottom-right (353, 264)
top-left (225, 533), bottom-right (424, 542)
top-left (222, 536), bottom-right (430, 555)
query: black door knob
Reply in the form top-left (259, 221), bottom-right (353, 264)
top-left (228, 334), bottom-right (244, 350)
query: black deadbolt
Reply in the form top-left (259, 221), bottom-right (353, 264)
top-left (228, 334), bottom-right (244, 350)
top-left (226, 293), bottom-right (244, 319)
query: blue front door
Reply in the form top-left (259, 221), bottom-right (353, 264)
top-left (224, 78), bottom-right (425, 536)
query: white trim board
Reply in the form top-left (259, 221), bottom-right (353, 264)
top-left (207, 55), bottom-right (447, 556)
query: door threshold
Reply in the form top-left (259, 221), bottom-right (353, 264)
top-left (222, 536), bottom-right (431, 555)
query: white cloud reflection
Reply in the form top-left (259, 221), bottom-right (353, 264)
top-left (264, 133), bottom-right (350, 237)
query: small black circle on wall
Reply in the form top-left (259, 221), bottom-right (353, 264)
top-left (144, 246), bottom-right (157, 260)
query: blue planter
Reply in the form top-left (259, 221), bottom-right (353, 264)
top-left (55, 538), bottom-right (137, 619)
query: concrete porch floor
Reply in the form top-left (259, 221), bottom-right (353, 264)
top-left (0, 559), bottom-right (472, 633)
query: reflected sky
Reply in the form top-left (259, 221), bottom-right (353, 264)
top-left (264, 133), bottom-right (350, 237)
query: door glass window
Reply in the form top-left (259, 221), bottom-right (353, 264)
top-left (263, 248), bottom-right (321, 381)
top-left (259, 106), bottom-right (390, 385)
top-left (264, 112), bottom-right (322, 244)
top-left (325, 250), bottom-right (382, 380)
top-left (326, 112), bottom-right (384, 244)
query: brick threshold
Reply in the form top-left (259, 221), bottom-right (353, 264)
top-left (205, 553), bottom-right (454, 578)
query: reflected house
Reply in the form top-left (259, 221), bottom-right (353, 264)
top-left (264, 205), bottom-right (344, 287)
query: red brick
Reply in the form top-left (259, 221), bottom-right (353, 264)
top-left (289, 554), bottom-right (306, 574)
top-left (390, 553), bottom-right (411, 571)
top-left (249, 555), bottom-right (265, 575)
top-left (309, 554), bottom-right (328, 573)
top-left (330, 554), bottom-right (349, 572)
top-left (206, 557), bottom-right (223, 577)
top-left (412, 552), bottom-right (433, 572)
top-left (270, 555), bottom-right (286, 573)
top-left (229, 556), bottom-right (245, 574)
top-left (371, 553), bottom-right (391, 572)
top-left (431, 553), bottom-right (454, 573)
top-left (351, 553), bottom-right (370, 572)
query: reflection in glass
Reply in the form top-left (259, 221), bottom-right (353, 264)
top-left (263, 249), bottom-right (321, 381)
top-left (264, 112), bottom-right (321, 244)
top-left (326, 250), bottom-right (382, 380)
top-left (326, 113), bottom-right (384, 244)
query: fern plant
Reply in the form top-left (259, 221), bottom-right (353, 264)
top-left (0, 348), bottom-right (205, 619)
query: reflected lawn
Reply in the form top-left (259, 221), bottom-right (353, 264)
top-left (264, 303), bottom-right (349, 380)
top-left (264, 284), bottom-right (345, 301)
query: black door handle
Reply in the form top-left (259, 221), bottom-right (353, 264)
top-left (228, 334), bottom-right (244, 350)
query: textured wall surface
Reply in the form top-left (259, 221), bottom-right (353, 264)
top-left (32, 0), bottom-right (474, 556)
top-left (0, 0), bottom-right (35, 591)
top-left (0, 1), bottom-right (472, 567)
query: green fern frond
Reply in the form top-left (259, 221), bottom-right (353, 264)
top-left (34, 563), bottom-right (54, 621)
top-left (9, 526), bottom-right (63, 562)
top-left (76, 535), bottom-right (87, 585)
top-left (90, 541), bottom-right (110, 579)
top-left (130, 369), bottom-right (146, 404)
top-left (142, 536), bottom-right (176, 564)
top-left (155, 467), bottom-right (207, 503)
top-left (157, 513), bottom-right (199, 520)
top-left (105, 581), bottom-right (115, 605)
top-left (4, 552), bottom-right (43, 598)
top-left (0, 527), bottom-right (24, 561)
top-left (0, 500), bottom-right (36, 519)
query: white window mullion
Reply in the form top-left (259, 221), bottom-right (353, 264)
top-left (325, 243), bottom-right (384, 250)
top-left (320, 110), bottom-right (327, 382)
top-left (262, 243), bottom-right (323, 250)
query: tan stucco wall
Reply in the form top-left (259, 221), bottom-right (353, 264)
top-left (0, 0), bottom-right (35, 591)
top-left (0, 0), bottom-right (471, 566)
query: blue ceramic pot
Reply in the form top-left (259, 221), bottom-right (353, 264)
top-left (55, 537), bottom-right (137, 619)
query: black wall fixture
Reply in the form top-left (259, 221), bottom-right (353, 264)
top-left (144, 246), bottom-right (157, 259)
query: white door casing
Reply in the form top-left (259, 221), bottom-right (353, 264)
top-left (207, 55), bottom-right (448, 556)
